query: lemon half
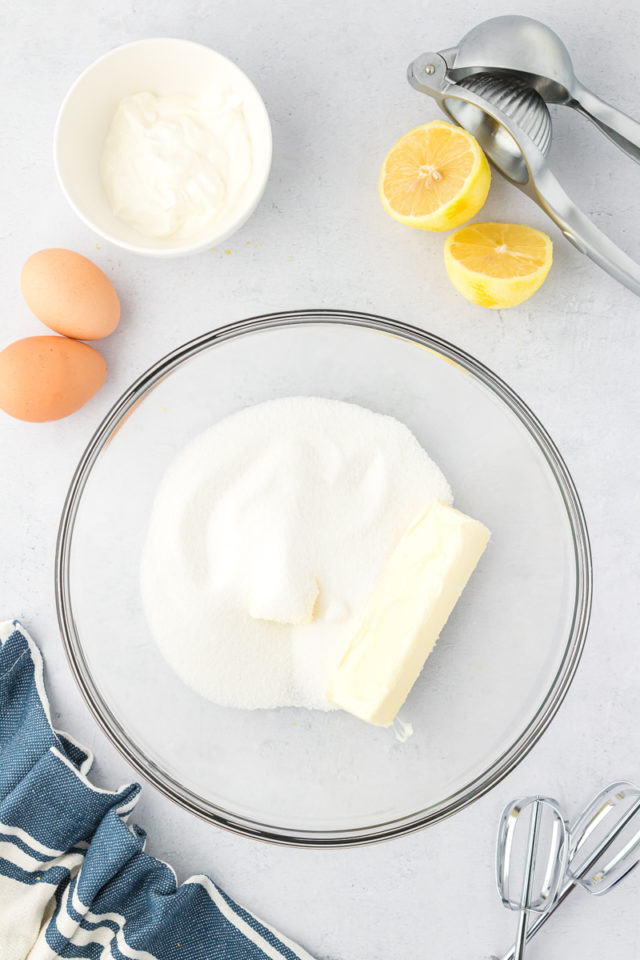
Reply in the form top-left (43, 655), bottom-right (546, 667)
top-left (379, 121), bottom-right (491, 231)
top-left (444, 222), bottom-right (553, 308)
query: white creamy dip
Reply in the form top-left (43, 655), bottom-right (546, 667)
top-left (101, 89), bottom-right (253, 240)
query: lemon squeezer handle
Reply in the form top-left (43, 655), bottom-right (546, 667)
top-left (574, 84), bottom-right (640, 165)
top-left (532, 166), bottom-right (640, 296)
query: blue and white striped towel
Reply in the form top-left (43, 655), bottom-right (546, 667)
top-left (0, 620), bottom-right (315, 960)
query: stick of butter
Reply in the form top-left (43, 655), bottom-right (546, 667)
top-left (326, 501), bottom-right (490, 726)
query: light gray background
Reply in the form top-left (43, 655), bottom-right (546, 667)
top-left (1, 1), bottom-right (639, 957)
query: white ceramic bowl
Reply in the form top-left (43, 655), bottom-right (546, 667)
top-left (54, 38), bottom-right (272, 258)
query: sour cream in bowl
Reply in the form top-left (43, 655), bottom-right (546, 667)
top-left (54, 39), bottom-right (272, 257)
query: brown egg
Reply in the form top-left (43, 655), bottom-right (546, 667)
top-left (20, 249), bottom-right (120, 340)
top-left (0, 336), bottom-right (106, 422)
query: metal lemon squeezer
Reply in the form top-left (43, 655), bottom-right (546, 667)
top-left (407, 15), bottom-right (640, 295)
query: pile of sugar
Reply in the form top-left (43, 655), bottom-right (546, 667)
top-left (140, 397), bottom-right (453, 710)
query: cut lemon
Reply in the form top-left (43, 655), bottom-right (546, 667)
top-left (379, 121), bottom-right (490, 231)
top-left (444, 222), bottom-right (553, 308)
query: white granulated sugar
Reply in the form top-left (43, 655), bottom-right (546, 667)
top-left (140, 397), bottom-right (453, 710)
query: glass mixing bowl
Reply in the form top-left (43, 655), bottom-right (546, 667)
top-left (56, 311), bottom-right (591, 846)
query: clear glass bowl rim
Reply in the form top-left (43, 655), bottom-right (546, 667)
top-left (56, 309), bottom-right (592, 847)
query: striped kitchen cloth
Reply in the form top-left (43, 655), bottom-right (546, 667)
top-left (0, 619), bottom-right (315, 960)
